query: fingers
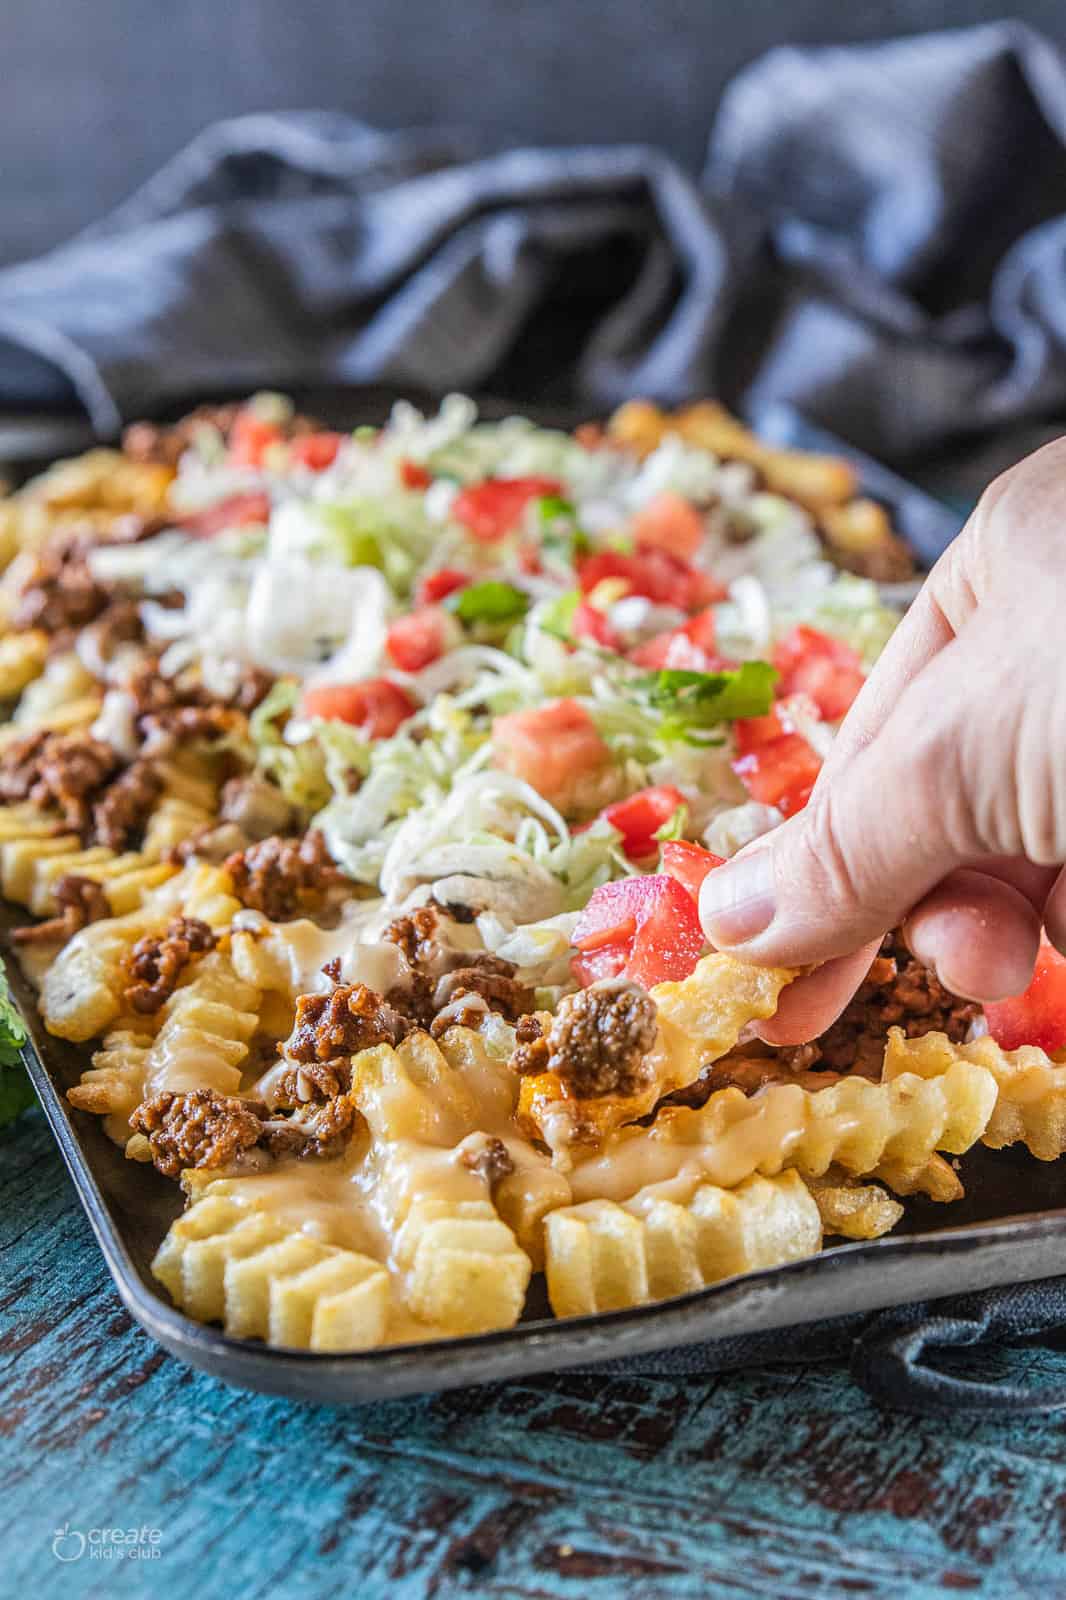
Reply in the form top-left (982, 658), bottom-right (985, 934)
top-left (902, 868), bottom-right (1042, 1001)
top-left (1040, 865), bottom-right (1066, 958)
top-left (700, 636), bottom-right (981, 967)
top-left (754, 941), bottom-right (883, 1046)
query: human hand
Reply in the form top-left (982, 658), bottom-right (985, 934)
top-left (699, 437), bottom-right (1066, 1045)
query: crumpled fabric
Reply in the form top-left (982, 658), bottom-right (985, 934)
top-left (579, 1277), bottom-right (1066, 1416)
top-left (2, 20), bottom-right (1066, 475)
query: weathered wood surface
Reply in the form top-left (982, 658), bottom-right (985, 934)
top-left (2, 1113), bottom-right (1065, 1598)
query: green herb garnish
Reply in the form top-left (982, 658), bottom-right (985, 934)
top-left (449, 580), bottom-right (531, 626)
top-left (637, 662), bottom-right (778, 741)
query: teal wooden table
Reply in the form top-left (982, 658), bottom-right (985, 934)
top-left (3, 1111), bottom-right (1065, 1598)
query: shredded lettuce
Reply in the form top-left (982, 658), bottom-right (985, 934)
top-left (249, 680), bottom-right (331, 811)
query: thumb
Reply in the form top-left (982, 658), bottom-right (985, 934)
top-left (700, 649), bottom-right (977, 967)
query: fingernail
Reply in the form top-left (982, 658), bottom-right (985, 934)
top-left (699, 848), bottom-right (777, 947)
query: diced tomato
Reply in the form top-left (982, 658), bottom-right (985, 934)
top-left (399, 459), bottom-right (433, 491)
top-left (631, 492), bottom-right (706, 560)
top-left (179, 492), bottom-right (272, 539)
top-left (577, 549), bottom-right (726, 613)
top-left (732, 730), bottom-right (822, 818)
top-left (385, 607), bottom-right (450, 672)
top-left (492, 698), bottom-right (610, 809)
top-left (416, 567), bottom-right (470, 606)
top-left (452, 476), bottom-right (564, 543)
top-left (289, 432), bottom-right (344, 471)
top-left (571, 875), bottom-right (705, 990)
top-left (572, 601), bottom-right (624, 652)
top-left (599, 785), bottom-right (687, 862)
top-left (660, 839), bottom-right (726, 902)
top-left (228, 410), bottom-right (283, 468)
top-left (984, 938), bottom-right (1066, 1052)
top-left (301, 678), bottom-right (417, 738)
top-left (773, 625), bottom-right (866, 721)
top-left (629, 608), bottom-right (724, 671)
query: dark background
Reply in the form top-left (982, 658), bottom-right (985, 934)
top-left (6, 0), bottom-right (1066, 268)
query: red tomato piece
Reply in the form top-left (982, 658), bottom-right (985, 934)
top-left (631, 491), bottom-right (706, 560)
top-left (385, 607), bottom-right (449, 672)
top-left (660, 839), bottom-right (726, 902)
top-left (492, 698), bottom-right (610, 809)
top-left (732, 734), bottom-right (822, 818)
top-left (289, 432), bottom-right (344, 471)
top-left (571, 874), bottom-right (705, 989)
top-left (773, 625), bottom-right (866, 721)
top-left (399, 459), bottom-right (433, 490)
top-left (578, 549), bottom-right (726, 613)
top-left (179, 492), bottom-right (272, 539)
top-left (451, 476), bottom-right (564, 543)
top-left (572, 601), bottom-right (624, 652)
top-left (416, 567), bottom-right (470, 605)
top-left (599, 785), bottom-right (687, 862)
top-left (228, 411), bottom-right (283, 468)
top-left (984, 938), bottom-right (1066, 1052)
top-left (629, 608), bottom-right (724, 671)
top-left (301, 678), bottom-right (417, 738)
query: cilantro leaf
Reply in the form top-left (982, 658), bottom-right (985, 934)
top-left (637, 661), bottom-right (778, 740)
top-left (448, 580), bottom-right (531, 626)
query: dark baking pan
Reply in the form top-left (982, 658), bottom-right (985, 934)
top-left (14, 397), bottom-right (1048, 1407)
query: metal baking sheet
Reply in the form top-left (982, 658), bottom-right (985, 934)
top-left (13, 395), bottom-right (1058, 1407)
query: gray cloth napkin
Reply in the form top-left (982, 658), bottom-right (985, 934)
top-left (3, 19), bottom-right (1066, 479)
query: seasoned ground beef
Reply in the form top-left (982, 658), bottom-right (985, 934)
top-left (131, 1088), bottom-right (263, 1179)
top-left (132, 1084), bottom-right (357, 1177)
top-left (12, 541), bottom-right (109, 637)
top-left (225, 830), bottom-right (344, 921)
top-left (432, 959), bottom-right (533, 1024)
top-left (781, 930), bottom-right (981, 1077)
top-left (457, 1132), bottom-right (515, 1190)
top-left (11, 873), bottom-right (111, 945)
top-left (268, 1057), bottom-right (353, 1109)
top-left (514, 982), bottom-right (659, 1099)
top-left (91, 758), bottom-right (162, 850)
top-left (286, 983), bottom-right (411, 1064)
top-left (382, 905), bottom-right (441, 969)
top-left (0, 730), bottom-right (119, 834)
top-left (123, 916), bottom-right (216, 1014)
top-left (259, 1095), bottom-right (358, 1162)
top-left (510, 1012), bottom-right (550, 1078)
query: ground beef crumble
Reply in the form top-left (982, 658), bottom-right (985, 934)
top-left (11, 539), bottom-right (109, 637)
top-left (91, 757), bottom-right (163, 850)
top-left (123, 916), bottom-right (216, 1014)
top-left (0, 729), bottom-right (120, 834)
top-left (286, 982), bottom-right (412, 1064)
top-left (130, 1085), bottom-right (356, 1177)
top-left (432, 959), bottom-right (533, 1023)
top-left (780, 930), bottom-right (980, 1077)
top-left (457, 1132), bottom-right (515, 1190)
top-left (131, 1088), bottom-right (263, 1179)
top-left (513, 982), bottom-right (659, 1099)
top-left (11, 873), bottom-right (111, 944)
top-left (225, 830), bottom-right (344, 921)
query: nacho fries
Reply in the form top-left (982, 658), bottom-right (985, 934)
top-left (0, 391), bottom-right (1041, 1355)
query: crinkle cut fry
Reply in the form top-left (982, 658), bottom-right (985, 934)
top-left (883, 1027), bottom-right (1066, 1162)
top-left (151, 1192), bottom-right (391, 1351)
top-left (346, 1030), bottom-right (541, 1329)
top-left (802, 1169), bottom-right (904, 1240)
top-left (545, 1169), bottom-right (822, 1318)
top-left (567, 1058), bottom-right (999, 1206)
top-left (520, 953), bottom-right (795, 1162)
